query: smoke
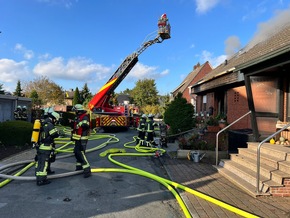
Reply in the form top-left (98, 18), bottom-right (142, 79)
top-left (246, 7), bottom-right (290, 51)
top-left (224, 36), bottom-right (242, 58)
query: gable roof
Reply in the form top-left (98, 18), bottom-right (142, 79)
top-left (172, 62), bottom-right (210, 95)
top-left (65, 90), bottom-right (74, 99)
top-left (194, 24), bottom-right (290, 87)
top-left (117, 94), bottom-right (130, 104)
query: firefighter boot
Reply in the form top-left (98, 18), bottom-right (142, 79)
top-left (75, 165), bottom-right (83, 171)
top-left (83, 167), bottom-right (91, 178)
top-left (37, 179), bottom-right (51, 186)
top-left (47, 169), bottom-right (55, 175)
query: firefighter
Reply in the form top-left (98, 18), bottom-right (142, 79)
top-left (41, 108), bottom-right (56, 175)
top-left (145, 114), bottom-right (157, 147)
top-left (14, 106), bottom-right (22, 120)
top-left (136, 114), bottom-right (147, 146)
top-left (21, 106), bottom-right (28, 121)
top-left (35, 112), bottom-right (60, 186)
top-left (71, 104), bottom-right (91, 178)
top-left (159, 122), bottom-right (168, 148)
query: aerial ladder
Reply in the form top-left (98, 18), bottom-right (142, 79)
top-left (88, 14), bottom-right (171, 129)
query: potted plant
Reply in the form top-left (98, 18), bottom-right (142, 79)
top-left (216, 113), bottom-right (227, 129)
top-left (206, 116), bottom-right (220, 132)
top-left (178, 136), bottom-right (189, 149)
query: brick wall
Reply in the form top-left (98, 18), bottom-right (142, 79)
top-left (227, 86), bottom-right (251, 129)
top-left (270, 178), bottom-right (290, 197)
top-left (183, 62), bottom-right (213, 104)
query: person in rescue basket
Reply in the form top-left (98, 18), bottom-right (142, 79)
top-left (35, 112), bottom-right (60, 186)
top-left (136, 114), bottom-right (147, 145)
top-left (71, 104), bottom-right (91, 178)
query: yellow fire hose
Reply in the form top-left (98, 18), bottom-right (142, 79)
top-left (103, 149), bottom-right (259, 218)
top-left (0, 128), bottom-right (259, 218)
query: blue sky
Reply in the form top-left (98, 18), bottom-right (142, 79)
top-left (1, 0), bottom-right (290, 96)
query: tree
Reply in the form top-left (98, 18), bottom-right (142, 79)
top-left (23, 76), bottom-right (64, 105)
top-left (73, 87), bottom-right (81, 106)
top-left (110, 92), bottom-right (118, 105)
top-left (131, 79), bottom-right (158, 107)
top-left (154, 94), bottom-right (171, 118)
top-left (120, 88), bottom-right (133, 96)
top-left (141, 105), bottom-right (160, 115)
top-left (13, 80), bottom-right (23, 97)
top-left (30, 90), bottom-right (42, 109)
top-left (118, 88), bottom-right (134, 104)
top-left (80, 83), bottom-right (92, 104)
top-left (0, 84), bottom-right (4, 94)
top-left (163, 92), bottom-right (195, 134)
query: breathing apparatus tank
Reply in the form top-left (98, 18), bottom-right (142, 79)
top-left (31, 119), bottom-right (41, 145)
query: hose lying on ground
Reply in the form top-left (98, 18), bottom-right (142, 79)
top-left (0, 127), bottom-right (259, 218)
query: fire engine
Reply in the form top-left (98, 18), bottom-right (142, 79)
top-left (88, 14), bottom-right (171, 130)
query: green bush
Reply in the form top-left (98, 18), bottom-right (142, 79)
top-left (0, 121), bottom-right (33, 147)
top-left (164, 92), bottom-right (195, 135)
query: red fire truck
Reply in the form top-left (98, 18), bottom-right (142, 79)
top-left (88, 15), bottom-right (171, 130)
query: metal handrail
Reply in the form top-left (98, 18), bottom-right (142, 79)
top-left (215, 111), bottom-right (252, 166)
top-left (256, 123), bottom-right (290, 194)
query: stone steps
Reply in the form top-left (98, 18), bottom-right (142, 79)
top-left (216, 142), bottom-right (290, 197)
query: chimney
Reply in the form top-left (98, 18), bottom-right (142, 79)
top-left (193, 62), bottom-right (200, 70)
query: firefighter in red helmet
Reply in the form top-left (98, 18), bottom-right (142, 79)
top-left (71, 104), bottom-right (91, 178)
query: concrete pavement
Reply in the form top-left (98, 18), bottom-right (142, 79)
top-left (1, 139), bottom-right (290, 217)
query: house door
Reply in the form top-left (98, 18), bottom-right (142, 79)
top-left (250, 76), bottom-right (280, 136)
top-left (215, 90), bottom-right (226, 117)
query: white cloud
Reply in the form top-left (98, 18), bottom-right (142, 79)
top-left (0, 59), bottom-right (31, 92)
top-left (0, 59), bottom-right (30, 83)
top-left (200, 50), bottom-right (226, 67)
top-left (39, 53), bottom-right (52, 60)
top-left (128, 62), bottom-right (169, 80)
top-left (33, 57), bottom-right (111, 81)
top-left (195, 0), bottom-right (220, 14)
top-left (14, 43), bottom-right (34, 60)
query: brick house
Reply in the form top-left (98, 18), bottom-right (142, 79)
top-left (53, 89), bottom-right (74, 112)
top-left (191, 24), bottom-right (290, 142)
top-left (171, 61), bottom-right (213, 106)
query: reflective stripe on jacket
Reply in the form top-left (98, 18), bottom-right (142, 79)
top-left (73, 113), bottom-right (90, 140)
top-left (40, 118), bottom-right (59, 146)
top-left (137, 119), bottom-right (146, 132)
top-left (72, 134), bottom-right (89, 140)
top-left (145, 119), bottom-right (155, 132)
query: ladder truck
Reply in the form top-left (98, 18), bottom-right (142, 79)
top-left (88, 14), bottom-right (171, 130)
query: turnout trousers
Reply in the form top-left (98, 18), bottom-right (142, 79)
top-left (35, 149), bottom-right (51, 182)
top-left (74, 140), bottom-right (90, 172)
